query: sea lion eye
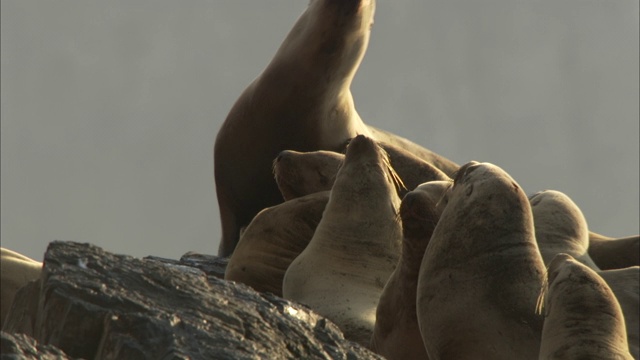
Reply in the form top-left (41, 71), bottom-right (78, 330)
top-left (465, 183), bottom-right (474, 196)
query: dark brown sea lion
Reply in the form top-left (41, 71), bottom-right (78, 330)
top-left (214, 0), bottom-right (457, 256)
top-left (224, 191), bottom-right (329, 297)
top-left (588, 232), bottom-right (639, 270)
top-left (273, 150), bottom-right (343, 202)
top-left (370, 181), bottom-right (450, 360)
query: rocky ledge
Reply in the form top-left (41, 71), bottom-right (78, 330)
top-left (2, 241), bottom-right (382, 360)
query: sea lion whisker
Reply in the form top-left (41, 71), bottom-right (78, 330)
top-left (535, 268), bottom-right (550, 316)
top-left (434, 181), bottom-right (453, 209)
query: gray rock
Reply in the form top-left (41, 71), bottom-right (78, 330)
top-left (1, 331), bottom-right (74, 359)
top-left (3, 241), bottom-right (382, 360)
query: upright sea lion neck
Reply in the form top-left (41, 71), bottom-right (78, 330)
top-left (257, 0), bottom-right (373, 107)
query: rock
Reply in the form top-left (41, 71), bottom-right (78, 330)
top-left (144, 252), bottom-right (229, 280)
top-left (1, 331), bottom-right (74, 359)
top-left (178, 252), bottom-right (229, 279)
top-left (3, 241), bottom-right (381, 360)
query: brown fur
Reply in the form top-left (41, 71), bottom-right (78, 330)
top-left (588, 232), bottom-right (639, 270)
top-left (283, 135), bottom-right (403, 346)
top-left (1, 248), bottom-right (42, 326)
top-left (417, 162), bottom-right (545, 360)
top-left (214, 0), bottom-right (457, 256)
top-left (225, 192), bottom-right (329, 296)
top-left (538, 254), bottom-right (633, 360)
top-left (370, 182), bottom-right (450, 360)
top-left (273, 141), bottom-right (451, 201)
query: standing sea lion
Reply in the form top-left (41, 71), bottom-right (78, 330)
top-left (588, 232), bottom-right (639, 270)
top-left (537, 254), bottom-right (634, 360)
top-left (282, 135), bottom-right (403, 346)
top-left (529, 190), bottom-right (600, 269)
top-left (370, 181), bottom-right (451, 360)
top-left (273, 141), bottom-right (450, 201)
top-left (224, 191), bottom-right (329, 296)
top-left (214, 0), bottom-right (457, 256)
top-left (1, 248), bottom-right (42, 327)
top-left (417, 162), bottom-right (546, 360)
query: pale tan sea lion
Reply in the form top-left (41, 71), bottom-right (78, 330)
top-left (588, 232), bottom-right (639, 270)
top-left (214, 0), bottom-right (457, 256)
top-left (224, 191), bottom-right (329, 296)
top-left (1, 248), bottom-right (42, 326)
top-left (273, 141), bottom-right (450, 201)
top-left (537, 254), bottom-right (634, 360)
top-left (370, 181), bottom-right (450, 360)
top-left (529, 190), bottom-right (600, 269)
top-left (282, 135), bottom-right (403, 346)
top-left (598, 266), bottom-right (640, 359)
top-left (417, 162), bottom-right (546, 360)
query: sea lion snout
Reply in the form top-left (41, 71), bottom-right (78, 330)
top-left (344, 135), bottom-right (379, 159)
top-left (274, 150), bottom-right (294, 164)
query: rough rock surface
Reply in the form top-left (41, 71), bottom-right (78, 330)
top-left (2, 241), bottom-right (382, 360)
top-left (1, 331), bottom-right (74, 359)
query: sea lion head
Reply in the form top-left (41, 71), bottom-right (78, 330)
top-left (528, 190), bottom-right (594, 268)
top-left (273, 149), bottom-right (342, 200)
top-left (537, 253), bottom-right (612, 317)
top-left (400, 190), bottom-right (437, 239)
top-left (537, 252), bottom-right (633, 359)
top-left (448, 161), bottom-right (532, 244)
top-left (281, 0), bottom-right (376, 87)
top-left (340, 135), bottom-right (404, 194)
top-left (528, 190), bottom-right (589, 249)
top-left (412, 180), bottom-right (454, 218)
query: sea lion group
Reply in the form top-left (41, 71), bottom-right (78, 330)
top-left (0, 1), bottom-right (635, 359)
top-left (217, 0), bottom-right (639, 359)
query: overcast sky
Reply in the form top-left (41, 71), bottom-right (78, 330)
top-left (2, 1), bottom-right (638, 261)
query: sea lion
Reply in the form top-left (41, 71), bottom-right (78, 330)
top-left (1, 248), bottom-right (42, 326)
top-left (370, 181), bottom-right (450, 360)
top-left (417, 161), bottom-right (546, 360)
top-left (529, 190), bottom-right (600, 269)
top-left (273, 141), bottom-right (450, 201)
top-left (214, 0), bottom-right (457, 256)
top-left (273, 150), bottom-right (342, 201)
top-left (224, 191), bottom-right (329, 296)
top-left (282, 135), bottom-right (403, 346)
top-left (588, 231), bottom-right (639, 270)
top-left (380, 141), bottom-right (455, 180)
top-left (598, 266), bottom-right (640, 359)
top-left (537, 254), bottom-right (634, 360)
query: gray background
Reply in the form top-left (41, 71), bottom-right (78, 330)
top-left (2, 1), bottom-right (638, 262)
